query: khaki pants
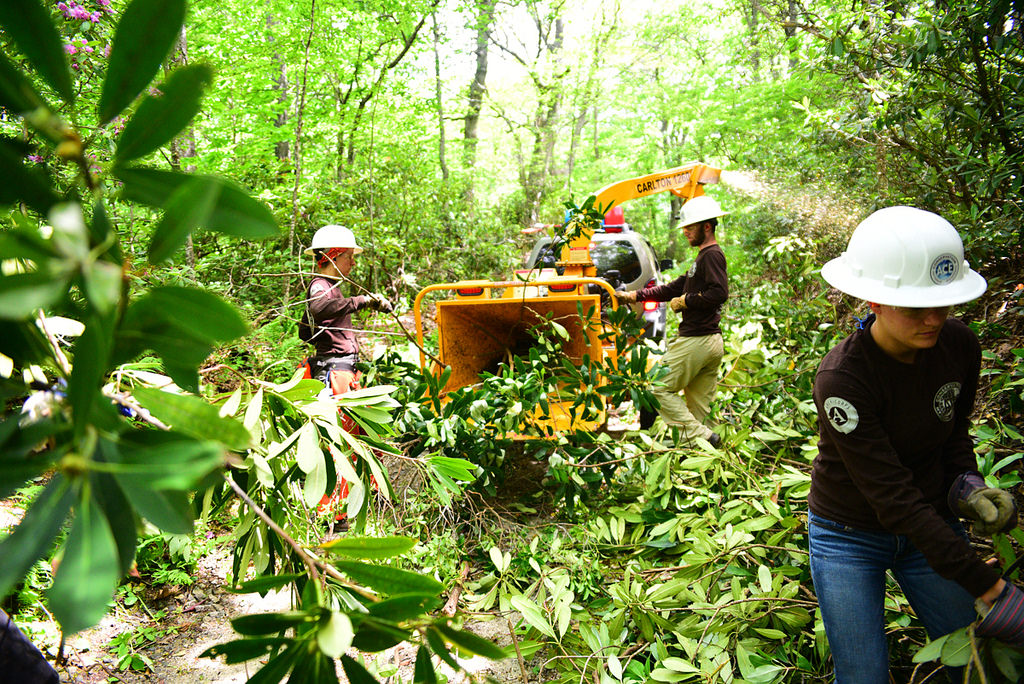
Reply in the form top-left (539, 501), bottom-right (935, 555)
top-left (653, 333), bottom-right (724, 443)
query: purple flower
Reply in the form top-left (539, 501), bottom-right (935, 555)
top-left (65, 43), bottom-right (77, 55)
top-left (90, 11), bottom-right (101, 22)
top-left (27, 154), bottom-right (44, 163)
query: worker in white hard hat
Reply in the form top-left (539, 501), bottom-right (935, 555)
top-left (808, 206), bottom-right (1023, 682)
top-left (618, 194), bottom-right (729, 447)
top-left (298, 224), bottom-right (393, 395)
top-left (298, 224), bottom-right (392, 521)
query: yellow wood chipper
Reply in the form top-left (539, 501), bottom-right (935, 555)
top-left (413, 161), bottom-right (722, 435)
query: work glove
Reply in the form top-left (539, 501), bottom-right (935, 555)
top-left (669, 295), bottom-right (687, 313)
top-left (977, 582), bottom-right (1024, 650)
top-left (949, 472), bottom-right (1018, 536)
top-left (369, 294), bottom-right (394, 313)
top-left (616, 290), bottom-right (637, 304)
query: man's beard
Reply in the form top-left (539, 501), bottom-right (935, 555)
top-left (687, 225), bottom-right (705, 246)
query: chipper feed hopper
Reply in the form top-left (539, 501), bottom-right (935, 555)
top-left (413, 162), bottom-right (722, 435)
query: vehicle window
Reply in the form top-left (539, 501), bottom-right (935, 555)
top-left (591, 241), bottom-right (641, 284)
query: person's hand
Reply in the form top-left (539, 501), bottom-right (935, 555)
top-left (669, 295), bottom-right (687, 312)
top-left (950, 472), bottom-right (1018, 536)
top-left (616, 290), bottom-right (638, 304)
top-left (369, 294), bottom-right (394, 313)
top-left (977, 581), bottom-right (1024, 650)
top-left (962, 488), bottom-right (1017, 535)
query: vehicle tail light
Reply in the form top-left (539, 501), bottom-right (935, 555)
top-left (643, 300), bottom-right (658, 312)
top-left (602, 226), bottom-right (623, 233)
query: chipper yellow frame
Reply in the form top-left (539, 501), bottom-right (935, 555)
top-left (413, 161), bottom-right (722, 435)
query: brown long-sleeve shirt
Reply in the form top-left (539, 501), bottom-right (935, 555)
top-left (300, 276), bottom-right (371, 357)
top-left (635, 243), bottom-right (728, 337)
top-left (809, 315), bottom-right (1000, 597)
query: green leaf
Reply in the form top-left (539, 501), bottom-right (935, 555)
top-left (200, 637), bottom-right (291, 664)
top-left (425, 626), bottom-right (460, 671)
top-left (366, 594), bottom-right (442, 621)
top-left (68, 315), bottom-right (113, 437)
top-left (88, 200), bottom-right (123, 263)
top-left (115, 478), bottom-right (193, 534)
top-left (82, 261), bottom-right (123, 317)
top-left (0, 141), bottom-right (60, 214)
top-left (433, 623), bottom-right (507, 660)
top-left (115, 166), bottom-right (278, 239)
top-left (0, 0), bottom-right (73, 103)
top-left (295, 422), bottom-right (321, 474)
top-left (48, 494), bottom-right (121, 634)
top-left (332, 559), bottom-right (444, 596)
top-left (938, 628), bottom-right (971, 667)
top-left (0, 51), bottom-right (49, 114)
top-left (0, 269), bottom-right (72, 320)
top-left (340, 655), bottom-right (378, 684)
top-left (97, 0), bottom-right (187, 124)
top-left (229, 574), bottom-right (304, 595)
top-left (232, 611), bottom-right (318, 636)
top-left (414, 644), bottom-right (438, 684)
top-left (320, 536), bottom-right (417, 559)
top-left (245, 642), bottom-right (301, 684)
top-left (351, 617), bottom-right (411, 652)
top-left (317, 611), bottom-right (354, 658)
top-left (89, 465), bottom-right (139, 577)
top-left (913, 634), bottom-right (949, 663)
top-left (147, 176), bottom-right (220, 264)
top-left (509, 595), bottom-right (556, 639)
top-left (0, 474), bottom-right (74, 599)
top-left (133, 387), bottom-right (252, 451)
top-left (115, 430), bottom-right (224, 489)
top-left (116, 64), bottom-right (213, 162)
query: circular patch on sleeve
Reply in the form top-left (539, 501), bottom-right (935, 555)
top-left (823, 397), bottom-right (859, 434)
top-left (310, 282), bottom-right (327, 297)
top-left (929, 254), bottom-right (959, 285)
top-left (933, 381), bottom-right (961, 422)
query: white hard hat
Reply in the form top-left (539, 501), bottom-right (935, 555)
top-left (821, 206), bottom-right (986, 307)
top-left (679, 195), bottom-right (728, 227)
top-left (304, 224), bottom-right (363, 255)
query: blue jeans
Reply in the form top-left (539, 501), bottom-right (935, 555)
top-left (808, 511), bottom-right (978, 683)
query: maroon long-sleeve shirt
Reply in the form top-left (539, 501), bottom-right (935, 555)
top-left (809, 315), bottom-right (1000, 597)
top-left (634, 243), bottom-right (728, 337)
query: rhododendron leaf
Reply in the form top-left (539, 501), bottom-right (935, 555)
top-left (98, 0), bottom-right (186, 124)
top-left (116, 64), bottom-right (213, 163)
top-left (0, 0), bottom-right (73, 103)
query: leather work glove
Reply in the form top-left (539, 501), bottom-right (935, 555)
top-left (977, 582), bottom-right (1024, 650)
top-left (616, 290), bottom-right (637, 304)
top-left (669, 295), bottom-right (687, 312)
top-left (949, 472), bottom-right (1018, 536)
top-left (369, 294), bottom-right (394, 313)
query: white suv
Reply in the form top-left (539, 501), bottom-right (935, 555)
top-left (525, 224), bottom-right (672, 340)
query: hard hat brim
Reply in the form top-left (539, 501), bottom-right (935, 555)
top-left (303, 246), bottom-right (364, 255)
top-left (680, 210), bottom-right (728, 228)
top-left (821, 258), bottom-right (987, 307)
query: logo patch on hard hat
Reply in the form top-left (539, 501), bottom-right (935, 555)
top-left (824, 397), bottom-right (859, 434)
top-left (933, 382), bottom-right (961, 422)
top-left (929, 254), bottom-right (959, 285)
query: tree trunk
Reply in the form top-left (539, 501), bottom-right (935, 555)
top-left (166, 24), bottom-right (196, 278)
top-left (285, 0), bottom-right (317, 310)
top-left (432, 12), bottom-right (448, 183)
top-left (463, 0), bottom-right (495, 177)
top-left (266, 6), bottom-right (289, 162)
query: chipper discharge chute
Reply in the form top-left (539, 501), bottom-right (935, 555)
top-left (413, 161), bottom-right (722, 435)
